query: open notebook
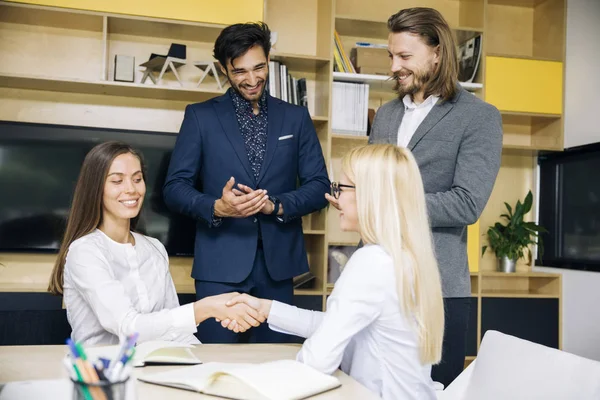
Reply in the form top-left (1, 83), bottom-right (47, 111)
top-left (84, 340), bottom-right (200, 367)
top-left (138, 359), bottom-right (341, 400)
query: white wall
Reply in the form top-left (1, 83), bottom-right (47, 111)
top-left (535, 0), bottom-right (600, 362)
top-left (563, 0), bottom-right (600, 148)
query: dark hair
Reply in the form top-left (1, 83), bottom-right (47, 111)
top-left (213, 22), bottom-right (271, 68)
top-left (48, 141), bottom-right (145, 295)
top-left (388, 8), bottom-right (459, 101)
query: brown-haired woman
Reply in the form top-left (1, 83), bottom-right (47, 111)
top-left (48, 141), bottom-right (263, 346)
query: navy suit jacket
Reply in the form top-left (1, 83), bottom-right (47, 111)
top-left (163, 91), bottom-right (330, 283)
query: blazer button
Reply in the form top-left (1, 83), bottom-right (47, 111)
top-left (253, 217), bottom-right (257, 223)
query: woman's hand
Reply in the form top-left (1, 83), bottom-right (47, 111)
top-left (194, 292), bottom-right (265, 333)
top-left (218, 293), bottom-right (272, 331)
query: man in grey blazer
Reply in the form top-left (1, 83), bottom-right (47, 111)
top-left (327, 8), bottom-right (502, 387)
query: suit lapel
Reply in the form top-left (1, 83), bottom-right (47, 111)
top-left (213, 94), bottom-right (255, 183)
top-left (407, 97), bottom-right (455, 150)
top-left (256, 95), bottom-right (284, 185)
top-left (388, 102), bottom-right (405, 145)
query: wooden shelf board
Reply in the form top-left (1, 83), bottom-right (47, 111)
top-left (479, 271), bottom-right (561, 278)
top-left (481, 291), bottom-right (559, 299)
top-left (328, 241), bottom-right (359, 247)
top-left (294, 288), bottom-right (325, 296)
top-left (333, 72), bottom-right (483, 91)
top-left (332, 134), bottom-right (369, 141)
top-left (501, 111), bottom-right (562, 119)
top-left (0, 284), bottom-right (48, 293)
top-left (304, 230), bottom-right (326, 235)
top-left (335, 15), bottom-right (483, 43)
top-left (311, 115), bottom-right (329, 123)
top-left (175, 284), bottom-right (195, 294)
top-left (0, 72), bottom-right (225, 102)
top-left (465, 356), bottom-right (477, 361)
top-left (487, 0), bottom-right (549, 8)
top-left (107, 14), bottom-right (224, 43)
top-left (502, 144), bottom-right (560, 152)
top-left (487, 53), bottom-right (563, 63)
top-left (270, 52), bottom-right (330, 72)
top-left (0, 73), bottom-right (326, 122)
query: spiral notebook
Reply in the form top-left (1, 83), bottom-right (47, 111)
top-left (138, 359), bottom-right (341, 400)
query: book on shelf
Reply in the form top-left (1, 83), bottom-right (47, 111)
top-left (458, 35), bottom-right (482, 84)
top-left (293, 271), bottom-right (316, 289)
top-left (268, 60), bottom-right (307, 107)
top-left (333, 30), bottom-right (355, 73)
top-left (138, 359), bottom-right (341, 400)
top-left (332, 81), bottom-right (370, 136)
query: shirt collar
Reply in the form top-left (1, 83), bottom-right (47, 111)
top-left (229, 87), bottom-right (268, 116)
top-left (402, 94), bottom-right (439, 110)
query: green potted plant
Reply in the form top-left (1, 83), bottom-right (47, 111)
top-left (482, 191), bottom-right (547, 273)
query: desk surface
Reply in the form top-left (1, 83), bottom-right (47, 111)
top-left (0, 344), bottom-right (379, 400)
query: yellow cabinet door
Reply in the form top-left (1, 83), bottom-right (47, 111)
top-left (485, 56), bottom-right (563, 115)
top-left (468, 221), bottom-right (480, 273)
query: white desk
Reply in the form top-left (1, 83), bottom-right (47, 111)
top-left (0, 344), bottom-right (380, 399)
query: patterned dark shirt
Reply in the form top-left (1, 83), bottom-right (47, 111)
top-left (230, 88), bottom-right (268, 181)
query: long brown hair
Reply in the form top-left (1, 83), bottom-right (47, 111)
top-left (387, 7), bottom-right (459, 102)
top-left (48, 141), bottom-right (145, 295)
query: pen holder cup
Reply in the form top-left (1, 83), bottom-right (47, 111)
top-left (71, 377), bottom-right (131, 400)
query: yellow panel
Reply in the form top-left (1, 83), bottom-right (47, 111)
top-left (467, 221), bottom-right (479, 272)
top-left (6, 0), bottom-right (264, 25)
top-left (485, 56), bottom-right (563, 115)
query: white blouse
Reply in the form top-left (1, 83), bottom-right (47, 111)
top-left (268, 245), bottom-right (436, 400)
top-left (63, 229), bottom-right (200, 346)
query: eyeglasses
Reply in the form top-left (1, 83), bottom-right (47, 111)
top-left (331, 181), bottom-right (355, 199)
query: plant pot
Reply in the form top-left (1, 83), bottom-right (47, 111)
top-left (497, 256), bottom-right (517, 273)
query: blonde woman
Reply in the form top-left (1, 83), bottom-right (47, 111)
top-left (224, 144), bottom-right (444, 400)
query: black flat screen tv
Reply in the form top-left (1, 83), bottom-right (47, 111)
top-left (0, 121), bottom-right (196, 256)
top-left (537, 142), bottom-right (600, 271)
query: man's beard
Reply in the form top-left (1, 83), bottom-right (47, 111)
top-left (393, 67), bottom-right (433, 99)
top-left (227, 73), bottom-right (269, 102)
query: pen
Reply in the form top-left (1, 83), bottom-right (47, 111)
top-left (107, 333), bottom-right (138, 382)
top-left (109, 347), bottom-right (135, 382)
top-left (66, 339), bottom-right (93, 400)
top-left (76, 342), bottom-right (108, 400)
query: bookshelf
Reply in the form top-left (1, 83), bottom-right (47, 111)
top-left (0, 0), bottom-right (564, 355)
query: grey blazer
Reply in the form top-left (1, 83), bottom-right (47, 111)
top-left (369, 87), bottom-right (503, 297)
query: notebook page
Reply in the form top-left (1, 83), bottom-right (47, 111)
top-left (219, 360), bottom-right (341, 400)
top-left (137, 362), bottom-right (252, 392)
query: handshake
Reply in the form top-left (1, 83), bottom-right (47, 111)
top-left (195, 293), bottom-right (272, 334)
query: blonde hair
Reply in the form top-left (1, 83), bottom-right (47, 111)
top-left (342, 144), bottom-right (444, 364)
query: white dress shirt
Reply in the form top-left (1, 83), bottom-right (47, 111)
top-left (268, 245), bottom-right (436, 400)
top-left (63, 229), bottom-right (200, 346)
top-left (397, 94), bottom-right (439, 147)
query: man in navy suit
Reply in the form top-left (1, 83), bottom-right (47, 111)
top-left (163, 22), bottom-right (330, 343)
